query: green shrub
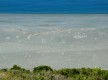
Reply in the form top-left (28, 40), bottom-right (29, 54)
top-left (0, 65), bottom-right (108, 80)
top-left (11, 65), bottom-right (22, 70)
top-left (57, 68), bottom-right (80, 77)
top-left (33, 65), bottom-right (53, 73)
top-left (0, 68), bottom-right (7, 72)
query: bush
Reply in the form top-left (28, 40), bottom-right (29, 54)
top-left (0, 68), bottom-right (7, 72)
top-left (0, 65), bottom-right (108, 80)
top-left (11, 65), bottom-right (22, 70)
top-left (33, 65), bottom-right (53, 73)
top-left (57, 68), bottom-right (80, 77)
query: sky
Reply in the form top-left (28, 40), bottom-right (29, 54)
top-left (0, 0), bottom-right (108, 13)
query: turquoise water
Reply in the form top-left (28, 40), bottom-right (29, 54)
top-left (0, 14), bottom-right (108, 69)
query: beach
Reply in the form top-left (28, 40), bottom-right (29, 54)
top-left (0, 14), bottom-right (108, 69)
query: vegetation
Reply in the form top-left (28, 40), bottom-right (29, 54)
top-left (0, 65), bottom-right (108, 80)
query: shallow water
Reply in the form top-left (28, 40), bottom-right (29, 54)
top-left (0, 14), bottom-right (108, 69)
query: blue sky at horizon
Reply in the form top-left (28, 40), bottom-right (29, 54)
top-left (0, 0), bottom-right (108, 13)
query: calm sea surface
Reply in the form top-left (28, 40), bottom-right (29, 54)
top-left (0, 14), bottom-right (108, 69)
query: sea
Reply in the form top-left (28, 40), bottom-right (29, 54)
top-left (0, 14), bottom-right (108, 69)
